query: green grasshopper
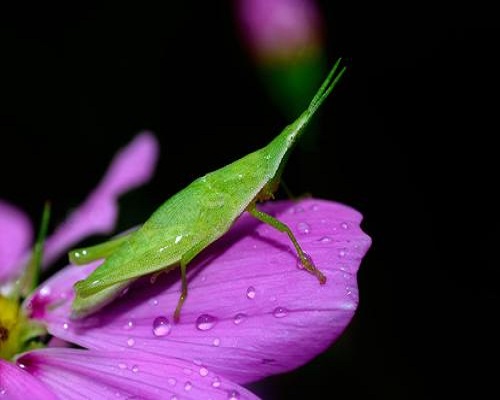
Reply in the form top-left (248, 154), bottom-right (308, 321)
top-left (70, 59), bottom-right (346, 321)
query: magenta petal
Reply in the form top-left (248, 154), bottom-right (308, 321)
top-left (42, 132), bottom-right (159, 267)
top-left (34, 199), bottom-right (371, 384)
top-left (17, 348), bottom-right (260, 400)
top-left (0, 200), bottom-right (33, 282)
top-left (0, 359), bottom-right (57, 400)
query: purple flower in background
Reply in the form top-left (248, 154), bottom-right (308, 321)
top-left (236, 0), bottom-right (324, 63)
top-left (1, 131), bottom-right (371, 399)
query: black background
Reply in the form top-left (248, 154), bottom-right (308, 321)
top-left (1, 2), bottom-right (498, 399)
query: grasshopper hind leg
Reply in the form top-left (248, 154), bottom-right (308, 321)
top-left (247, 204), bottom-right (327, 284)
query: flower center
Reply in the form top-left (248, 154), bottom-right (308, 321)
top-left (0, 295), bottom-right (23, 360)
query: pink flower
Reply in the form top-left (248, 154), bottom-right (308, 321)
top-left (236, 0), bottom-right (324, 63)
top-left (27, 199), bottom-right (371, 385)
top-left (1, 132), bottom-right (371, 399)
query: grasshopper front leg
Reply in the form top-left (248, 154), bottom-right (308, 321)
top-left (68, 233), bottom-right (132, 265)
top-left (173, 241), bottom-right (209, 322)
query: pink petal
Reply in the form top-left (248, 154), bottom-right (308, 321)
top-left (42, 132), bottom-right (159, 267)
top-left (17, 348), bottom-right (260, 400)
top-left (237, 0), bottom-right (323, 61)
top-left (0, 359), bottom-right (57, 400)
top-left (29, 199), bottom-right (371, 384)
top-left (0, 201), bottom-right (33, 282)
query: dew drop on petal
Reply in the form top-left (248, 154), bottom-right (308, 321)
top-left (296, 252), bottom-right (313, 270)
top-left (118, 363), bottom-right (127, 370)
top-left (246, 286), bottom-right (256, 299)
top-left (152, 316), bottom-right (171, 337)
top-left (297, 222), bottom-right (310, 234)
top-left (211, 376), bottom-right (221, 388)
top-left (273, 307), bottom-right (288, 318)
top-left (318, 236), bottom-right (332, 243)
top-left (199, 367), bottom-right (209, 377)
top-left (167, 377), bottom-right (177, 386)
top-left (131, 365), bottom-right (139, 373)
top-left (184, 381), bottom-right (192, 391)
top-left (39, 286), bottom-right (51, 297)
top-left (339, 248), bottom-right (347, 258)
top-left (212, 337), bottom-right (221, 347)
top-left (119, 287), bottom-right (129, 297)
top-left (196, 314), bottom-right (217, 331)
top-left (0, 388), bottom-right (6, 396)
top-left (62, 322), bottom-right (69, 330)
top-left (227, 390), bottom-right (240, 400)
top-left (233, 313), bottom-right (247, 325)
top-left (123, 320), bottom-right (134, 330)
top-left (149, 298), bottom-right (159, 306)
top-left (126, 338), bottom-right (135, 347)
top-left (341, 222), bottom-right (349, 229)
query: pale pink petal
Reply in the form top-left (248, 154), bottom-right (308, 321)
top-left (17, 348), bottom-right (260, 400)
top-left (0, 201), bottom-right (33, 282)
top-left (0, 359), bottom-right (57, 400)
top-left (28, 199), bottom-right (371, 384)
top-left (237, 0), bottom-right (323, 61)
top-left (42, 132), bottom-right (159, 267)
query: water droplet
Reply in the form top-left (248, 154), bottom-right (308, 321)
top-left (1, 388), bottom-right (7, 396)
top-left (318, 236), bottom-right (332, 243)
top-left (123, 320), bottom-right (134, 330)
top-left (184, 381), bottom-right (192, 391)
top-left (167, 377), bottom-right (177, 386)
top-left (149, 298), bottom-right (159, 306)
top-left (90, 279), bottom-right (101, 287)
top-left (196, 314), bottom-right (217, 331)
top-left (131, 365), bottom-right (139, 373)
top-left (199, 367), bottom-right (209, 377)
top-left (227, 390), bottom-right (240, 400)
top-left (62, 322), bottom-right (69, 330)
top-left (211, 376), bottom-right (221, 388)
top-left (296, 252), bottom-right (313, 270)
top-left (297, 222), bottom-right (310, 234)
top-left (212, 338), bottom-right (221, 347)
top-left (118, 362), bottom-right (127, 370)
top-left (126, 338), bottom-right (135, 347)
top-left (152, 316), bottom-right (171, 337)
top-left (39, 286), bottom-right (51, 296)
top-left (291, 206), bottom-right (304, 214)
top-left (341, 222), bottom-right (349, 229)
top-left (273, 307), bottom-right (288, 318)
top-left (339, 248), bottom-right (347, 258)
top-left (119, 287), bottom-right (129, 297)
top-left (233, 313), bottom-right (247, 325)
top-left (246, 286), bottom-right (256, 299)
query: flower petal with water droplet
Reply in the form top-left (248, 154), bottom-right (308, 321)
top-left (29, 199), bottom-right (370, 384)
top-left (0, 359), bottom-right (57, 400)
top-left (16, 348), bottom-right (259, 400)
